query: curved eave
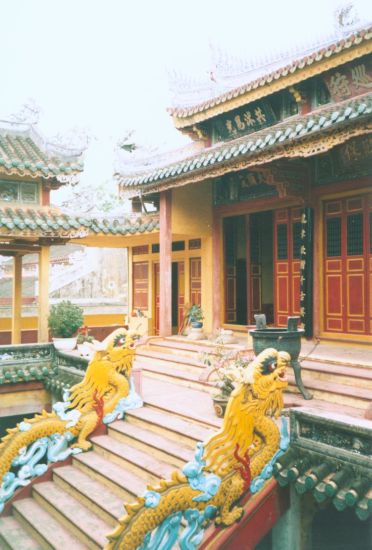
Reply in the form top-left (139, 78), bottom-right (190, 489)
top-left (0, 164), bottom-right (84, 181)
top-left (170, 31), bottom-right (372, 130)
top-left (118, 95), bottom-right (372, 195)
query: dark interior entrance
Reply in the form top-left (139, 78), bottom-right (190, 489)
top-left (223, 211), bottom-right (274, 326)
top-left (249, 211), bottom-right (274, 324)
top-left (172, 262), bottom-right (179, 330)
top-left (171, 261), bottom-right (185, 333)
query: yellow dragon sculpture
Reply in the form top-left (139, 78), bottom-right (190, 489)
top-left (0, 328), bottom-right (136, 502)
top-left (106, 347), bottom-right (290, 550)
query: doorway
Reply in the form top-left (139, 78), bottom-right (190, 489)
top-left (249, 211), bottom-right (274, 324)
top-left (223, 212), bottom-right (274, 326)
top-left (172, 261), bottom-right (185, 333)
top-left (154, 261), bottom-right (185, 335)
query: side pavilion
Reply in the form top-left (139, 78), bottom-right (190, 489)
top-left (0, 121), bottom-right (159, 344)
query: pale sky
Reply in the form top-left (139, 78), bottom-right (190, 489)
top-left (1, 0), bottom-right (371, 190)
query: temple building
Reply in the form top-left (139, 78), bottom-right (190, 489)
top-left (116, 25), bottom-right (372, 344)
top-left (0, 22), bottom-right (371, 550)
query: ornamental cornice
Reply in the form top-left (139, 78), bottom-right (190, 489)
top-left (173, 40), bottom-right (372, 130)
top-left (137, 121), bottom-right (372, 195)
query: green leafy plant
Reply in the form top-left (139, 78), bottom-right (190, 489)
top-left (186, 304), bottom-right (204, 323)
top-left (200, 340), bottom-right (253, 400)
top-left (48, 301), bottom-right (84, 338)
top-left (76, 325), bottom-right (94, 344)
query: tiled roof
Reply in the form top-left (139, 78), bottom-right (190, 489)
top-left (0, 206), bottom-right (159, 239)
top-left (274, 447), bottom-right (371, 521)
top-left (169, 27), bottom-right (372, 121)
top-left (117, 94), bottom-right (372, 190)
top-left (0, 122), bottom-right (84, 180)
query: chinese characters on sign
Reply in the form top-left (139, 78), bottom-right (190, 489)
top-left (213, 101), bottom-right (276, 141)
top-left (324, 58), bottom-right (372, 101)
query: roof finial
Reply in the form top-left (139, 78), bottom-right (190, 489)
top-left (334, 2), bottom-right (360, 34)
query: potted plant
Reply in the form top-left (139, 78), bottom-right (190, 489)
top-left (186, 304), bottom-right (204, 328)
top-left (76, 325), bottom-right (95, 357)
top-left (200, 342), bottom-right (253, 417)
top-left (48, 300), bottom-right (84, 352)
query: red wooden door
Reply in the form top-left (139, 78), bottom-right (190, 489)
top-left (132, 262), bottom-right (148, 311)
top-left (154, 263), bottom-right (160, 335)
top-left (324, 194), bottom-right (371, 335)
top-left (190, 257), bottom-right (202, 306)
top-left (274, 208), bottom-right (302, 326)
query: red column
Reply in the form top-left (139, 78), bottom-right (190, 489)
top-left (159, 190), bottom-right (172, 336)
top-left (212, 212), bottom-right (222, 332)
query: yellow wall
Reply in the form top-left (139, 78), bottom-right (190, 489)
top-left (172, 180), bottom-right (213, 237)
top-left (0, 313), bottom-right (124, 332)
top-left (127, 182), bottom-right (215, 334)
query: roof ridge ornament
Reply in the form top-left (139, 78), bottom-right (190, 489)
top-left (335, 2), bottom-right (361, 35)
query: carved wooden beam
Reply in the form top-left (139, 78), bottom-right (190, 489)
top-left (253, 161), bottom-right (310, 201)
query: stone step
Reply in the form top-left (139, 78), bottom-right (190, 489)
top-left (73, 450), bottom-right (146, 501)
top-left (108, 420), bottom-right (195, 467)
top-left (284, 393), bottom-right (365, 418)
top-left (12, 498), bottom-right (86, 550)
top-left (32, 481), bottom-right (112, 550)
top-left (0, 515), bottom-right (42, 550)
top-left (140, 360), bottom-right (212, 392)
top-left (91, 434), bottom-right (176, 484)
top-left (125, 406), bottom-right (216, 447)
top-left (162, 336), bottom-right (246, 353)
top-left (136, 347), bottom-right (206, 373)
top-left (142, 376), bottom-right (221, 430)
top-left (146, 337), bottom-right (220, 357)
top-left (53, 464), bottom-right (125, 527)
top-left (299, 360), bottom-right (372, 389)
top-left (300, 348), bottom-right (372, 369)
top-left (287, 374), bottom-right (371, 409)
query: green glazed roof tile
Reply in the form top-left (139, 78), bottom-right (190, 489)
top-left (169, 27), bottom-right (372, 122)
top-left (0, 124), bottom-right (84, 179)
top-left (0, 206), bottom-right (160, 239)
top-left (117, 94), bottom-right (372, 191)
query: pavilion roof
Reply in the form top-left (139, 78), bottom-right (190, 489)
top-left (0, 121), bottom-right (84, 181)
top-left (0, 206), bottom-right (159, 240)
top-left (117, 93), bottom-right (372, 193)
top-left (169, 26), bottom-right (372, 128)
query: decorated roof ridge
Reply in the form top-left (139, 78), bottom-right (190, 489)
top-left (168, 26), bottom-right (372, 120)
top-left (0, 120), bottom-right (84, 180)
top-left (0, 205), bottom-right (160, 238)
top-left (115, 140), bottom-right (205, 176)
top-left (117, 92), bottom-right (372, 190)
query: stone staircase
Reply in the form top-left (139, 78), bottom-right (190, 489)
top-left (137, 336), bottom-right (372, 414)
top-left (1, 336), bottom-right (370, 548)
top-left (0, 396), bottom-right (217, 549)
top-left (287, 355), bottom-right (372, 412)
top-left (134, 336), bottom-right (245, 392)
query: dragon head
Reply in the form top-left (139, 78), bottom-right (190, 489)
top-left (105, 330), bottom-right (140, 375)
top-left (246, 348), bottom-right (289, 418)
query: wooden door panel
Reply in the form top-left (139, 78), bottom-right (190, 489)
top-left (190, 257), bottom-right (201, 306)
top-left (324, 194), bottom-right (372, 335)
top-left (133, 262), bottom-right (148, 311)
top-left (178, 262), bottom-right (185, 329)
top-left (154, 263), bottom-right (160, 335)
top-left (274, 209), bottom-right (301, 326)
